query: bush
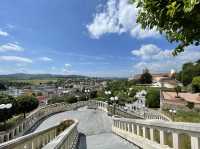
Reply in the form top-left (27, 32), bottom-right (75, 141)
top-left (186, 102), bottom-right (194, 109)
top-left (192, 76), bottom-right (200, 92)
top-left (146, 89), bottom-right (160, 108)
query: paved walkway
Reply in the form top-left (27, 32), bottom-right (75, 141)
top-left (35, 107), bottom-right (139, 149)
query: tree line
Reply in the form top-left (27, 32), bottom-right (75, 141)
top-left (0, 94), bottom-right (39, 125)
top-left (176, 60), bottom-right (200, 92)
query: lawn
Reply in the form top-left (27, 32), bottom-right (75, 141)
top-left (163, 109), bottom-right (200, 123)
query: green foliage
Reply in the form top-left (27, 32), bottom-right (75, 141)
top-left (128, 88), bottom-right (137, 97)
top-left (176, 60), bottom-right (200, 86)
top-left (0, 94), bottom-right (17, 123)
top-left (48, 95), bottom-right (78, 104)
top-left (90, 90), bottom-right (97, 99)
top-left (192, 76), bottom-right (200, 92)
top-left (167, 109), bottom-right (200, 123)
top-left (146, 89), bottom-right (160, 108)
top-left (131, 0), bottom-right (200, 54)
top-left (107, 80), bottom-right (129, 93)
top-left (139, 71), bottom-right (152, 84)
top-left (16, 95), bottom-right (39, 118)
top-left (174, 85), bottom-right (182, 97)
top-left (0, 80), bottom-right (30, 88)
top-left (186, 102), bottom-right (194, 109)
top-left (95, 97), bottom-right (106, 101)
top-left (0, 83), bottom-right (6, 90)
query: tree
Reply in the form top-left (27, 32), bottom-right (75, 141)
top-left (64, 95), bottom-right (77, 104)
top-left (139, 70), bottom-right (152, 84)
top-left (192, 76), bottom-right (200, 92)
top-left (90, 90), bottom-right (97, 99)
top-left (186, 102), bottom-right (194, 109)
top-left (128, 88), bottom-right (137, 98)
top-left (0, 95), bottom-right (17, 124)
top-left (0, 82), bottom-right (6, 91)
top-left (146, 89), bottom-right (160, 108)
top-left (131, 0), bottom-right (200, 55)
top-left (174, 85), bottom-right (182, 97)
top-left (16, 95), bottom-right (39, 118)
top-left (176, 61), bottom-right (200, 86)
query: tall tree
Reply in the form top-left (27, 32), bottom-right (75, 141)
top-left (16, 95), bottom-right (39, 118)
top-left (0, 95), bottom-right (17, 124)
top-left (131, 0), bottom-right (200, 55)
top-left (139, 70), bottom-right (152, 84)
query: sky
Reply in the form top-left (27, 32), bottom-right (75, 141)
top-left (0, 0), bottom-right (200, 77)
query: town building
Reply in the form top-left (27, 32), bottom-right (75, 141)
top-left (126, 90), bottom-right (147, 111)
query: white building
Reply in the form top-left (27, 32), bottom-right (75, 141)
top-left (126, 90), bottom-right (147, 111)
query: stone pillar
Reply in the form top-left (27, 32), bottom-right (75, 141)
top-left (172, 132), bottom-right (180, 149)
top-left (143, 127), bottom-right (147, 138)
top-left (137, 125), bottom-right (140, 136)
top-left (150, 128), bottom-right (154, 141)
top-left (191, 136), bottom-right (200, 149)
top-left (132, 124), bottom-right (135, 135)
top-left (160, 130), bottom-right (165, 145)
top-left (127, 123), bottom-right (130, 133)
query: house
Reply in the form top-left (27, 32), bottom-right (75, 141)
top-left (37, 96), bottom-right (48, 106)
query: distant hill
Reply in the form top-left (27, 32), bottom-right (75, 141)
top-left (0, 73), bottom-right (88, 80)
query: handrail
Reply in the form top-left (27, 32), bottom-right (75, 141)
top-left (113, 118), bottom-right (200, 149)
top-left (43, 119), bottom-right (79, 149)
top-left (0, 100), bottom-right (108, 143)
top-left (0, 119), bottom-right (77, 149)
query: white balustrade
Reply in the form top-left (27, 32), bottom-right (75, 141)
top-left (0, 119), bottom-right (78, 149)
top-left (112, 118), bottom-right (200, 149)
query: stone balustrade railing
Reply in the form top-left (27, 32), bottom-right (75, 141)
top-left (0, 103), bottom-right (67, 143)
top-left (0, 100), bottom-right (108, 144)
top-left (43, 119), bottom-right (79, 149)
top-left (0, 119), bottom-right (78, 149)
top-left (112, 118), bottom-right (200, 149)
top-left (144, 109), bottom-right (171, 121)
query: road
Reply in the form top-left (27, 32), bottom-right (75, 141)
top-left (35, 107), bottom-right (139, 149)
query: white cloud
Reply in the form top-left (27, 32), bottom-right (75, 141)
top-left (132, 44), bottom-right (162, 60)
top-left (39, 57), bottom-right (53, 62)
top-left (0, 29), bottom-right (9, 37)
top-left (65, 63), bottom-right (72, 67)
top-left (87, 0), bottom-right (159, 39)
top-left (0, 43), bottom-right (24, 52)
top-left (0, 56), bottom-right (32, 63)
top-left (131, 44), bottom-right (200, 73)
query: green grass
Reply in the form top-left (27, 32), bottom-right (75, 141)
top-left (163, 109), bottom-right (200, 123)
top-left (14, 79), bottom-right (57, 85)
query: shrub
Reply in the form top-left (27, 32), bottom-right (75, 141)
top-left (146, 89), bottom-right (160, 108)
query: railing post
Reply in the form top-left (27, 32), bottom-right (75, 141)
top-left (172, 132), bottom-right (180, 149)
top-left (132, 124), bottom-right (135, 135)
top-left (137, 125), bottom-right (140, 136)
top-left (191, 135), bottom-right (200, 149)
top-left (160, 130), bottom-right (165, 145)
top-left (150, 128), bottom-right (154, 141)
top-left (143, 126), bottom-right (147, 138)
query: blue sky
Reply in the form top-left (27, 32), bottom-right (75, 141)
top-left (0, 0), bottom-right (200, 77)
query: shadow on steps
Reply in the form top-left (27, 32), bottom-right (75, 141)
top-left (77, 133), bottom-right (87, 149)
